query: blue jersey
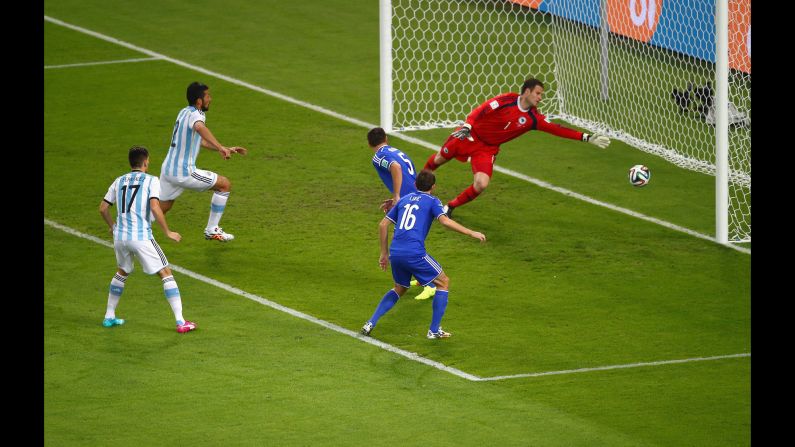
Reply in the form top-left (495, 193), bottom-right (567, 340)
top-left (103, 171), bottom-right (160, 241)
top-left (372, 145), bottom-right (417, 196)
top-left (385, 192), bottom-right (446, 257)
top-left (162, 106), bottom-right (206, 177)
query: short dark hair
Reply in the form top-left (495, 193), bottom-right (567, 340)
top-left (415, 169), bottom-right (436, 192)
top-left (367, 127), bottom-right (387, 147)
top-left (521, 78), bottom-right (544, 94)
top-left (128, 145), bottom-right (149, 168)
top-left (187, 81), bottom-right (209, 105)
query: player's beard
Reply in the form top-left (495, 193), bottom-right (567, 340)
top-left (201, 105), bottom-right (209, 112)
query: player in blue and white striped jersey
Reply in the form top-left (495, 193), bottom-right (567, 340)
top-left (99, 146), bottom-right (196, 333)
top-left (159, 81), bottom-right (248, 242)
top-left (368, 127), bottom-right (437, 301)
top-left (360, 170), bottom-right (486, 339)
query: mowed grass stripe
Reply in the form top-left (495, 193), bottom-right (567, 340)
top-left (46, 218), bottom-right (748, 382)
top-left (43, 14), bottom-right (749, 255)
top-left (43, 24), bottom-right (749, 377)
top-left (44, 218), bottom-right (480, 381)
top-left (43, 3), bottom-right (750, 443)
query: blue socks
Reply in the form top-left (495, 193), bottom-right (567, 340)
top-left (369, 289), bottom-right (400, 325)
top-left (368, 288), bottom-right (450, 333)
top-left (430, 290), bottom-right (449, 333)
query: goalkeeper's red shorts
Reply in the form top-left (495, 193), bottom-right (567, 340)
top-left (439, 134), bottom-right (500, 177)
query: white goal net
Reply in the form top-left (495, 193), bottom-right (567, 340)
top-left (383, 0), bottom-right (751, 242)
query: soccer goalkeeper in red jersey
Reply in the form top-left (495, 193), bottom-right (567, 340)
top-left (423, 78), bottom-right (611, 217)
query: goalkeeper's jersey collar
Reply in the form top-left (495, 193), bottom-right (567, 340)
top-left (517, 96), bottom-right (530, 113)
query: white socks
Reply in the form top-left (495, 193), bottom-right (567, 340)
top-left (207, 191), bottom-right (230, 230)
top-left (162, 275), bottom-right (184, 323)
top-left (105, 273), bottom-right (127, 319)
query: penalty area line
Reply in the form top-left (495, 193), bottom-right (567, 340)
top-left (43, 218), bottom-right (479, 382)
top-left (45, 218), bottom-right (751, 382)
top-left (43, 15), bottom-right (749, 255)
top-left (478, 353), bottom-right (751, 381)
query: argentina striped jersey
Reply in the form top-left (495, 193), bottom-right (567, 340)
top-left (162, 106), bottom-right (206, 177)
top-left (103, 171), bottom-right (161, 241)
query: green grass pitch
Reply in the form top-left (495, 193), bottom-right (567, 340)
top-left (44, 1), bottom-right (750, 445)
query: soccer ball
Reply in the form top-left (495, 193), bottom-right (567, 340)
top-left (628, 165), bottom-right (651, 187)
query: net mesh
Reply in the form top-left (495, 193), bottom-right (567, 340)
top-left (389, 0), bottom-right (750, 241)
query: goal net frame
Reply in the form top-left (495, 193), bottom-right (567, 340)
top-left (379, 0), bottom-right (751, 244)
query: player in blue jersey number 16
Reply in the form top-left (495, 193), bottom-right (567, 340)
top-left (360, 170), bottom-right (486, 340)
top-left (368, 127), bottom-right (436, 301)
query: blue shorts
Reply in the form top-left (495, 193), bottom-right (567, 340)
top-left (389, 253), bottom-right (443, 288)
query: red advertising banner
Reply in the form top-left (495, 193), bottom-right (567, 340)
top-left (606, 0), bottom-right (664, 43)
top-left (508, 0), bottom-right (543, 8)
top-left (728, 0), bottom-right (751, 73)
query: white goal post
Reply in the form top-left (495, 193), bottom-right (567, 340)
top-left (379, 0), bottom-right (751, 243)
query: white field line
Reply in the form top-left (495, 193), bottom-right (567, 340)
top-left (478, 353), bottom-right (751, 381)
top-left (45, 218), bottom-right (750, 381)
top-left (43, 218), bottom-right (479, 382)
top-left (44, 57), bottom-right (161, 69)
top-left (44, 15), bottom-right (750, 255)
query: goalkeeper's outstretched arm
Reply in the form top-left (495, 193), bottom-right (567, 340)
top-left (536, 116), bottom-right (611, 149)
top-left (582, 133), bottom-right (610, 149)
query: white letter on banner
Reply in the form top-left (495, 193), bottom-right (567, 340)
top-left (629, 0), bottom-right (647, 26)
top-left (747, 25), bottom-right (751, 57)
top-left (629, 0), bottom-right (656, 29)
top-left (646, 0), bottom-right (656, 30)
